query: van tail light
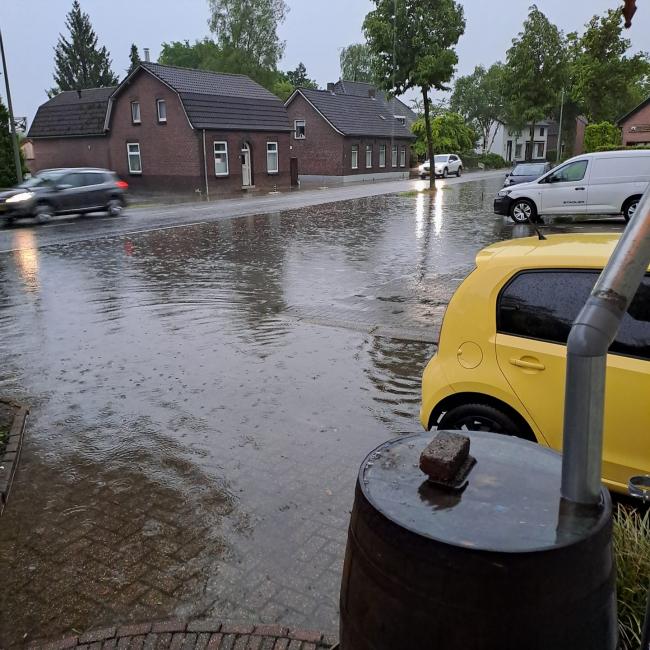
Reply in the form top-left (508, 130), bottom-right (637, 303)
top-left (116, 180), bottom-right (129, 190)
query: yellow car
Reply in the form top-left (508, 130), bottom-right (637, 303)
top-left (420, 233), bottom-right (650, 494)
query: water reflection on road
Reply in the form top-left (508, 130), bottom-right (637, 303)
top-left (0, 178), bottom-right (625, 645)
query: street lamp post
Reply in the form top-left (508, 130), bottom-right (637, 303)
top-left (0, 29), bottom-right (23, 184)
top-left (556, 87), bottom-right (565, 164)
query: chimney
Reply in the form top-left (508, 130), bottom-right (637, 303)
top-left (327, 82), bottom-right (335, 93)
top-left (368, 88), bottom-right (376, 99)
top-left (144, 48), bottom-right (151, 62)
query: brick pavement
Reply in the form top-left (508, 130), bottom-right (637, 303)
top-left (28, 620), bottom-right (338, 650)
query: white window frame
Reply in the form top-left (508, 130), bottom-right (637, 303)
top-left (127, 142), bottom-right (142, 174)
top-left (399, 146), bottom-right (406, 168)
top-left (534, 142), bottom-right (545, 159)
top-left (214, 141), bottom-right (229, 176)
top-left (391, 144), bottom-right (398, 168)
top-left (266, 141), bottom-right (279, 174)
top-left (539, 126), bottom-right (545, 137)
top-left (366, 145), bottom-right (373, 169)
top-left (156, 99), bottom-right (167, 123)
top-left (351, 145), bottom-right (359, 170)
top-left (131, 101), bottom-right (141, 124)
top-left (379, 144), bottom-right (386, 168)
top-left (294, 119), bottom-right (306, 140)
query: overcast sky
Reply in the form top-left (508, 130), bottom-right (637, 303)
top-left (2, 0), bottom-right (649, 125)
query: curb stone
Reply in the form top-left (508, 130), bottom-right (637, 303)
top-left (0, 398), bottom-right (29, 516)
top-left (28, 620), bottom-right (338, 650)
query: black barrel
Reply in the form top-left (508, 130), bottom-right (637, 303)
top-left (340, 431), bottom-right (617, 650)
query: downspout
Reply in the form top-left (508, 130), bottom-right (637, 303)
top-left (561, 184), bottom-right (650, 504)
top-left (202, 129), bottom-right (209, 202)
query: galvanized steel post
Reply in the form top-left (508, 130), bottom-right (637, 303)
top-left (561, 186), bottom-right (650, 504)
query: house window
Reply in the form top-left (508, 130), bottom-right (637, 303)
top-left (400, 146), bottom-right (406, 168)
top-left (294, 120), bottom-right (306, 139)
top-left (351, 145), bottom-right (359, 169)
top-left (395, 116), bottom-right (406, 126)
top-left (379, 144), bottom-right (386, 168)
top-left (214, 141), bottom-right (229, 176)
top-left (515, 143), bottom-right (523, 159)
top-left (267, 142), bottom-right (279, 173)
top-left (391, 144), bottom-right (398, 168)
top-left (131, 101), bottom-right (141, 124)
top-left (366, 145), bottom-right (373, 169)
top-left (127, 143), bottom-right (142, 174)
top-left (534, 142), bottom-right (545, 159)
top-left (539, 126), bottom-right (545, 137)
top-left (157, 99), bottom-right (167, 123)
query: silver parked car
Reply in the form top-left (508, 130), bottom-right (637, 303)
top-left (419, 154), bottom-right (463, 179)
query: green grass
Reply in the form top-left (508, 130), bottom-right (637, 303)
top-left (614, 503), bottom-right (650, 649)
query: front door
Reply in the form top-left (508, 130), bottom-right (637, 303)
top-left (538, 158), bottom-right (590, 214)
top-left (290, 157), bottom-right (299, 187)
top-left (241, 144), bottom-right (252, 187)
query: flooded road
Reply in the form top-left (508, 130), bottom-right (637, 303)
top-left (0, 177), bottom-right (624, 645)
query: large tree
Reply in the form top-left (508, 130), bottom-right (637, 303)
top-left (51, 0), bottom-right (118, 95)
top-left (128, 44), bottom-right (141, 74)
top-left (339, 43), bottom-right (377, 83)
top-left (207, 0), bottom-right (288, 70)
top-left (568, 8), bottom-right (650, 123)
top-left (286, 62), bottom-right (318, 89)
top-left (364, 0), bottom-right (465, 190)
top-left (503, 5), bottom-right (567, 161)
top-left (159, 38), bottom-right (280, 94)
top-left (451, 63), bottom-right (506, 153)
top-left (412, 112), bottom-right (476, 159)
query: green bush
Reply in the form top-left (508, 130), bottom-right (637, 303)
top-left (461, 152), bottom-right (479, 169)
top-left (584, 121), bottom-right (621, 153)
top-left (478, 153), bottom-right (508, 169)
top-left (613, 504), bottom-right (650, 650)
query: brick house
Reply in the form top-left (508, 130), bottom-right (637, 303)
top-left (618, 97), bottom-right (650, 146)
top-left (28, 62), bottom-right (292, 196)
top-left (28, 87), bottom-right (116, 170)
top-left (285, 82), bottom-right (415, 183)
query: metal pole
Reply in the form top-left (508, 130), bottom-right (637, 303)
top-left (561, 183), bottom-right (650, 504)
top-left (556, 88), bottom-right (564, 164)
top-left (0, 29), bottom-right (22, 184)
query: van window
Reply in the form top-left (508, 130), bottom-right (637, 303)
top-left (497, 270), bottom-right (650, 361)
top-left (546, 160), bottom-right (588, 183)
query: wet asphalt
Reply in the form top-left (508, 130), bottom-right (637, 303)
top-left (0, 175), bottom-right (626, 646)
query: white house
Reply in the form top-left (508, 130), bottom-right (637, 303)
top-left (480, 120), bottom-right (554, 162)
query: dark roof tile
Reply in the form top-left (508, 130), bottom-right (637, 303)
top-left (28, 87), bottom-right (116, 138)
top-left (295, 88), bottom-right (415, 139)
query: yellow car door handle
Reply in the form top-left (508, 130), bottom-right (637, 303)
top-left (509, 357), bottom-right (546, 371)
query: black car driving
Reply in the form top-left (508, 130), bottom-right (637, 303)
top-left (0, 168), bottom-right (128, 224)
top-left (503, 162), bottom-right (552, 187)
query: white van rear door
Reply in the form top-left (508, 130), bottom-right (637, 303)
top-left (587, 155), bottom-right (650, 214)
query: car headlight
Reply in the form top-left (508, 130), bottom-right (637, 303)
top-left (6, 191), bottom-right (34, 203)
top-left (497, 189), bottom-right (512, 197)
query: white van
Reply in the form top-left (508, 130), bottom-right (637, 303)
top-left (493, 150), bottom-right (650, 223)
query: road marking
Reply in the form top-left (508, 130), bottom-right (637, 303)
top-left (121, 221), bottom-right (209, 236)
